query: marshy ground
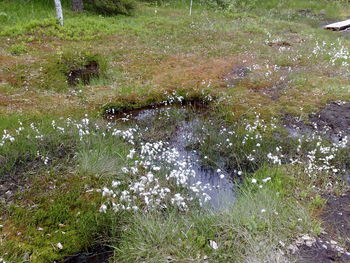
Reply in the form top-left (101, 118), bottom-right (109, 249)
top-left (1, 0), bottom-right (350, 262)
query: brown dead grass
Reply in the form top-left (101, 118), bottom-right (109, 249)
top-left (0, 90), bottom-right (83, 117)
top-left (152, 54), bottom-right (253, 89)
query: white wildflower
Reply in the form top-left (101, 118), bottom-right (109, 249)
top-left (209, 240), bottom-right (218, 250)
top-left (99, 204), bottom-right (107, 213)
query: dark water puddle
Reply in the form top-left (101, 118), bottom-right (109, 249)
top-left (170, 119), bottom-right (236, 210)
top-left (59, 246), bottom-right (112, 263)
top-left (103, 99), bottom-right (210, 121)
top-left (125, 105), bottom-right (236, 210)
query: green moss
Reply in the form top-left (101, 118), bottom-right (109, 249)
top-left (9, 42), bottom-right (28, 55)
top-left (86, 0), bottom-right (137, 16)
top-left (1, 160), bottom-right (123, 263)
top-left (102, 87), bottom-right (215, 116)
top-left (7, 47), bottom-right (109, 92)
top-left (5, 185), bottom-right (104, 262)
top-left (0, 117), bottom-right (132, 262)
top-left (1, 16), bottom-right (117, 41)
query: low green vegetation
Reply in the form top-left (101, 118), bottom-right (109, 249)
top-left (0, 117), bottom-right (131, 262)
top-left (1, 0), bottom-right (350, 262)
top-left (113, 167), bottom-right (317, 263)
top-left (1, 103), bottom-right (348, 262)
top-left (87, 0), bottom-right (137, 15)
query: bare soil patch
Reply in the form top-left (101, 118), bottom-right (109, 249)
top-left (67, 61), bottom-right (99, 86)
top-left (223, 65), bottom-right (251, 88)
top-left (310, 102), bottom-right (350, 138)
top-left (297, 238), bottom-right (350, 263)
top-left (321, 192), bottom-right (350, 245)
top-left (296, 193), bottom-right (350, 263)
top-left (267, 41), bottom-right (291, 47)
top-left (285, 101), bottom-right (350, 145)
top-left (60, 246), bottom-right (112, 263)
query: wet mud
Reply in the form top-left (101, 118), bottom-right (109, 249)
top-left (66, 61), bottom-right (99, 86)
top-left (297, 239), bottom-right (350, 263)
top-left (59, 246), bottom-right (112, 263)
top-left (297, 192), bottom-right (350, 263)
top-left (284, 102), bottom-right (350, 262)
top-left (285, 101), bottom-right (350, 146)
top-left (321, 192), bottom-right (350, 245)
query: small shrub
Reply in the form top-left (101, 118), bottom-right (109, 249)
top-left (87, 0), bottom-right (136, 16)
top-left (9, 43), bottom-right (28, 55)
top-left (310, 194), bottom-right (326, 210)
top-left (1, 17), bottom-right (117, 41)
top-left (0, 11), bottom-right (9, 23)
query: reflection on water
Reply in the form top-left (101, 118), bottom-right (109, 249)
top-left (133, 107), bottom-right (236, 210)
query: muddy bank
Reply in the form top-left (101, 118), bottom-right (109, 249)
top-left (310, 102), bottom-right (350, 137)
top-left (59, 246), bottom-right (112, 263)
top-left (285, 101), bottom-right (350, 146)
top-left (66, 61), bottom-right (99, 86)
top-left (296, 238), bottom-right (350, 263)
top-left (296, 192), bottom-right (350, 263)
top-left (103, 98), bottom-right (211, 120)
top-left (321, 192), bottom-right (350, 245)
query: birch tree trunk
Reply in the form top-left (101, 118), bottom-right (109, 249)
top-left (189, 0), bottom-right (193, 16)
top-left (54, 0), bottom-right (64, 26)
top-left (72, 0), bottom-right (84, 12)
